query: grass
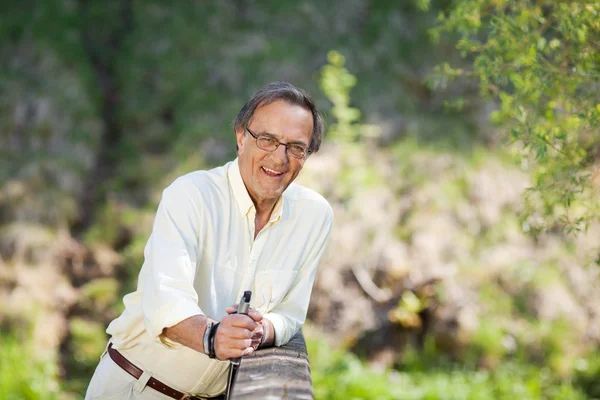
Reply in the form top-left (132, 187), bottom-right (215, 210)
top-left (306, 331), bottom-right (589, 400)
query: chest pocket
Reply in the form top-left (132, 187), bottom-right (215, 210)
top-left (252, 269), bottom-right (298, 314)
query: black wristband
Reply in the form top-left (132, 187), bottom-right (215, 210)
top-left (208, 322), bottom-right (220, 359)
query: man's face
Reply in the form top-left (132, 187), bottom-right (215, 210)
top-left (236, 100), bottom-right (313, 207)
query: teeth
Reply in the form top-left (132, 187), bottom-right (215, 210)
top-left (263, 167), bottom-right (283, 175)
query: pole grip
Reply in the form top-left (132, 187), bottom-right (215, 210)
top-left (230, 291), bottom-right (252, 366)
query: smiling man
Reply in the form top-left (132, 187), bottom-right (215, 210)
top-left (85, 82), bottom-right (333, 400)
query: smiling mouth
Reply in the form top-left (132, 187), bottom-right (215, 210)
top-left (261, 166), bottom-right (285, 177)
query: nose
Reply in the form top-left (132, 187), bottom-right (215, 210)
top-left (271, 144), bottom-right (288, 164)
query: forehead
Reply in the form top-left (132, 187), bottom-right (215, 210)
top-left (250, 100), bottom-right (313, 144)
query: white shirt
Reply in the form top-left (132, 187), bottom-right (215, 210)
top-left (105, 159), bottom-right (333, 396)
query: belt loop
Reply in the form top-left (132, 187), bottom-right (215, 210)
top-left (134, 370), bottom-right (153, 394)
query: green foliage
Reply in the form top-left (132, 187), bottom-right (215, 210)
top-left (320, 51), bottom-right (362, 143)
top-left (63, 318), bottom-right (107, 395)
top-left (574, 352), bottom-right (600, 399)
top-left (0, 334), bottom-right (59, 400)
top-left (388, 291), bottom-right (429, 329)
top-left (381, 132), bottom-right (596, 386)
top-left (428, 0), bottom-right (600, 234)
top-left (2, 2), bottom-right (599, 399)
top-left (471, 316), bottom-right (508, 363)
top-left (316, 51), bottom-right (385, 200)
top-left (319, 51), bottom-right (383, 147)
top-left (69, 318), bottom-right (106, 366)
top-left (80, 278), bottom-right (120, 310)
top-left (306, 331), bottom-right (588, 400)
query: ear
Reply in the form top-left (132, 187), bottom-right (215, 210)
top-left (235, 128), bottom-right (247, 155)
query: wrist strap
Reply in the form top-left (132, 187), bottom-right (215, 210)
top-left (208, 322), bottom-right (220, 359)
top-left (203, 321), bottom-right (213, 356)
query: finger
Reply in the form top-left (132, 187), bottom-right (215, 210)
top-left (228, 314), bottom-right (259, 330)
top-left (252, 326), bottom-right (263, 336)
top-left (217, 346), bottom-right (245, 361)
top-left (251, 324), bottom-right (263, 337)
top-left (226, 338), bottom-right (253, 350)
top-left (214, 337), bottom-right (254, 360)
top-left (247, 308), bottom-right (263, 322)
top-left (216, 321), bottom-right (252, 338)
top-left (220, 314), bottom-right (257, 331)
top-left (223, 327), bottom-right (253, 340)
top-left (223, 347), bottom-right (253, 359)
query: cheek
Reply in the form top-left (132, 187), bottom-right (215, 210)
top-left (290, 162), bottom-right (304, 177)
top-left (239, 143), bottom-right (257, 162)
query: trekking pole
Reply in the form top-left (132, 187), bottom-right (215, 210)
top-left (225, 291), bottom-right (252, 400)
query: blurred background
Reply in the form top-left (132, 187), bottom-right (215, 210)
top-left (1, 1), bottom-right (600, 399)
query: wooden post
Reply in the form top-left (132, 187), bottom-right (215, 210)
top-left (230, 330), bottom-right (313, 399)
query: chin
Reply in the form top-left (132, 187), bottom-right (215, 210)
top-left (263, 190), bottom-right (283, 200)
top-left (259, 187), bottom-right (284, 200)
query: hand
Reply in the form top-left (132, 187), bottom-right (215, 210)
top-left (226, 305), bottom-right (264, 351)
top-left (213, 305), bottom-right (263, 360)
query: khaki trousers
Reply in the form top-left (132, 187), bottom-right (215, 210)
top-left (85, 341), bottom-right (228, 400)
top-left (85, 351), bottom-right (176, 400)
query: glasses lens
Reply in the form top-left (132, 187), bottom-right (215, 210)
top-left (288, 145), bottom-right (307, 159)
top-left (257, 136), bottom-right (278, 151)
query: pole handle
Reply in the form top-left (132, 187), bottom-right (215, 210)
top-left (230, 291), bottom-right (252, 365)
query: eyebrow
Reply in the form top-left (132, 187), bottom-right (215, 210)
top-left (256, 130), bottom-right (309, 147)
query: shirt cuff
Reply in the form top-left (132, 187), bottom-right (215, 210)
top-left (263, 313), bottom-right (296, 347)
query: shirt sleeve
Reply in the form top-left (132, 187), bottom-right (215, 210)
top-left (263, 206), bottom-right (333, 346)
top-left (140, 177), bottom-right (205, 344)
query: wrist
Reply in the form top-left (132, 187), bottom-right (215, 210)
top-left (260, 318), bottom-right (275, 348)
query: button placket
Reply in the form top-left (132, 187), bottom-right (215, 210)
top-left (237, 211), bottom-right (255, 298)
top-left (238, 225), bottom-right (271, 302)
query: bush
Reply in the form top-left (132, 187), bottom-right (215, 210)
top-left (306, 331), bottom-right (588, 400)
top-left (0, 333), bottom-right (59, 400)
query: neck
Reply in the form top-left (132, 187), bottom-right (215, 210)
top-left (252, 198), bottom-right (279, 239)
top-left (252, 197), bottom-right (278, 219)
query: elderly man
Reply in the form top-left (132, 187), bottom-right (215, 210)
top-left (85, 82), bottom-right (333, 399)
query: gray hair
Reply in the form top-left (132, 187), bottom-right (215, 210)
top-left (233, 82), bottom-right (324, 154)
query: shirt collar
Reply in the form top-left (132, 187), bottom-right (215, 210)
top-left (227, 158), bottom-right (285, 223)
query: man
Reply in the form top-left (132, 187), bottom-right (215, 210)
top-left (85, 82), bottom-right (333, 399)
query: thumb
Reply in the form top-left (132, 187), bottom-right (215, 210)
top-left (226, 304), bottom-right (239, 314)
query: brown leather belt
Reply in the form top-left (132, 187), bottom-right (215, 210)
top-left (107, 343), bottom-right (223, 400)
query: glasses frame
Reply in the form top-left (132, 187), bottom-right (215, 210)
top-left (246, 127), bottom-right (311, 159)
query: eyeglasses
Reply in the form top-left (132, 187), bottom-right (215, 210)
top-left (246, 127), bottom-right (311, 159)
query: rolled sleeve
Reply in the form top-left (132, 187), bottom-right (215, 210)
top-left (264, 208), bottom-right (333, 346)
top-left (140, 178), bottom-right (205, 342)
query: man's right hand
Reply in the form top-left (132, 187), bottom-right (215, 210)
top-left (213, 307), bottom-right (263, 360)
